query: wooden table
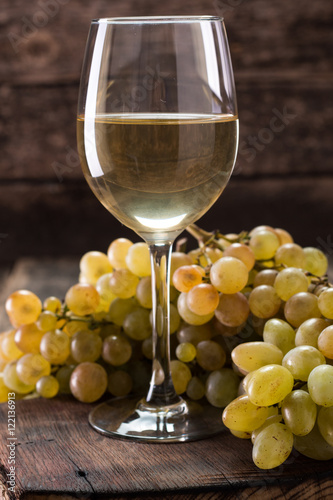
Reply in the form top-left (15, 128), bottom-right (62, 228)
top-left (0, 259), bottom-right (332, 499)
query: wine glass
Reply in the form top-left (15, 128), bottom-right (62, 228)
top-left (77, 16), bottom-right (238, 442)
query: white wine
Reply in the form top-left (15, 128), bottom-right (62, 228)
top-left (77, 113), bottom-right (238, 241)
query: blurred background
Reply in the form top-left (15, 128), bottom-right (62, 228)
top-left (0, 0), bottom-right (332, 265)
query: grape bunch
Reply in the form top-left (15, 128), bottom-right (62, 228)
top-left (0, 223), bottom-right (332, 470)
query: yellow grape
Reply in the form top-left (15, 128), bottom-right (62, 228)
top-left (3, 362), bottom-right (35, 394)
top-left (318, 288), bottom-right (333, 320)
top-left (210, 257), bottom-right (248, 294)
top-left (40, 329), bottom-right (70, 365)
top-left (56, 365), bottom-right (75, 394)
top-left (205, 368), bottom-right (239, 408)
top-left (107, 237), bottom-right (133, 269)
top-left (65, 284), bottom-right (100, 316)
top-left (303, 247), bottom-right (328, 277)
top-left (252, 423), bottom-right (293, 469)
top-left (231, 341), bottom-right (283, 373)
top-left (37, 311), bottom-right (57, 332)
top-left (175, 342), bottom-right (196, 363)
top-left (135, 276), bottom-right (152, 309)
top-left (125, 242), bottom-right (151, 277)
top-left (187, 284), bottom-right (219, 316)
top-left (43, 296), bottom-right (62, 313)
top-left (123, 308), bottom-right (152, 340)
top-left (177, 293), bottom-right (214, 325)
top-left (251, 414), bottom-right (283, 443)
top-left (230, 429), bottom-right (251, 439)
top-left (317, 407), bottom-right (333, 446)
top-left (274, 267), bottom-right (308, 301)
top-left (172, 265), bottom-right (204, 293)
top-left (70, 362), bottom-right (108, 403)
top-left (196, 340), bottom-right (226, 371)
top-left (186, 376), bottom-right (205, 401)
top-left (170, 360), bottom-right (192, 394)
top-left (249, 229), bottom-right (280, 260)
top-left (249, 285), bottom-right (281, 319)
top-left (249, 225), bottom-right (277, 236)
top-left (188, 247), bottom-right (223, 267)
top-left (108, 370), bottom-right (133, 397)
top-left (95, 273), bottom-right (118, 309)
top-left (281, 389), bottom-right (317, 436)
top-left (70, 330), bottom-right (102, 363)
top-left (169, 303), bottom-right (181, 334)
top-left (214, 292), bottom-right (249, 327)
top-left (5, 290), bottom-right (42, 327)
top-left (36, 375), bottom-right (60, 398)
top-left (263, 318), bottom-right (295, 355)
top-left (282, 346), bottom-right (325, 382)
top-left (247, 364), bottom-right (294, 406)
top-left (102, 334), bottom-right (132, 366)
top-left (14, 323), bottom-right (44, 354)
top-left (275, 243), bottom-right (305, 269)
top-left (223, 243), bottom-right (255, 271)
top-left (308, 365), bottom-right (333, 407)
top-left (295, 318), bottom-right (330, 347)
top-left (79, 251), bottom-right (113, 285)
top-left (0, 375), bottom-right (11, 403)
top-left (253, 269), bottom-right (278, 288)
top-left (294, 423), bottom-right (333, 460)
top-left (16, 353), bottom-right (51, 385)
top-left (1, 330), bottom-right (24, 361)
top-left (274, 228), bottom-right (294, 245)
top-left (108, 269), bottom-right (139, 299)
top-left (318, 325), bottom-right (333, 359)
top-left (107, 297), bottom-right (139, 326)
top-left (222, 394), bottom-right (270, 432)
top-left (284, 292), bottom-right (321, 328)
top-left (170, 252), bottom-right (193, 279)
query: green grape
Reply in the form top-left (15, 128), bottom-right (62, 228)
top-left (43, 296), bottom-right (62, 313)
top-left (282, 345), bottom-right (325, 381)
top-left (108, 269), bottom-right (139, 299)
top-left (135, 276), bottom-right (152, 309)
top-left (308, 365), bottom-right (333, 406)
top-left (3, 362), bottom-right (34, 394)
top-left (247, 364), bottom-right (294, 406)
top-left (253, 269), bottom-right (278, 288)
top-left (95, 273), bottom-right (117, 309)
top-left (247, 269), bottom-right (258, 286)
top-left (231, 342), bottom-right (283, 374)
top-left (317, 407), bottom-right (333, 446)
top-left (294, 423), bottom-right (333, 460)
top-left (99, 323), bottom-right (122, 341)
top-left (63, 318), bottom-right (88, 338)
top-left (175, 342), bottom-right (196, 363)
top-left (284, 292), bottom-right (321, 328)
top-left (177, 293), bottom-right (215, 326)
top-left (210, 257), bottom-right (248, 294)
top-left (5, 290), bottom-right (42, 327)
top-left (318, 288), bottom-right (333, 320)
top-left (125, 242), bottom-right (151, 277)
top-left (70, 362), bottom-right (108, 403)
top-left (186, 376), bottom-right (205, 400)
top-left (249, 285), bottom-right (281, 319)
top-left (36, 375), bottom-right (59, 398)
top-left (56, 365), bottom-right (76, 394)
top-left (40, 329), bottom-right (70, 365)
top-left (275, 228), bottom-right (294, 245)
top-left (0, 375), bottom-right (11, 403)
top-left (274, 267), bottom-right (308, 301)
top-left (275, 243), bottom-right (305, 269)
top-left (102, 334), bottom-right (132, 366)
top-left (303, 247), bottom-right (328, 277)
top-left (1, 330), bottom-right (23, 361)
top-left (214, 292), bottom-right (249, 327)
top-left (170, 252), bottom-right (193, 279)
top-left (222, 394), bottom-right (270, 432)
top-left (37, 311), bottom-right (57, 332)
top-left (252, 423), bottom-right (293, 469)
top-left (223, 243), bottom-right (255, 271)
top-left (281, 390), bottom-right (317, 436)
top-left (80, 251), bottom-right (113, 285)
top-left (187, 284), bottom-right (219, 316)
top-left (205, 368), bottom-right (239, 407)
top-left (107, 297), bottom-right (139, 326)
top-left (108, 370), bottom-right (133, 397)
top-left (142, 337), bottom-right (153, 360)
top-left (295, 318), bottom-right (330, 347)
top-left (172, 265), bottom-right (204, 293)
top-left (263, 318), bottom-right (295, 355)
top-left (318, 325), bottom-right (333, 359)
top-left (123, 308), bottom-right (152, 340)
top-left (251, 414), bottom-right (283, 444)
top-left (16, 353), bottom-right (51, 385)
top-left (176, 323), bottom-right (212, 346)
top-left (170, 360), bottom-right (192, 394)
top-left (249, 229), bottom-right (280, 260)
top-left (70, 330), bottom-right (102, 363)
top-left (169, 303), bottom-right (181, 334)
top-left (107, 237), bottom-right (133, 269)
top-left (196, 340), bottom-right (226, 371)
top-left (65, 283), bottom-right (100, 316)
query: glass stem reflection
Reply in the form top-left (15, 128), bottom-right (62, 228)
top-left (145, 242), bottom-right (183, 407)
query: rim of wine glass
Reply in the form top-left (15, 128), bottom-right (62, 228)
top-left (92, 15), bottom-right (224, 24)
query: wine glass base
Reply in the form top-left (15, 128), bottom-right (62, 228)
top-left (88, 395), bottom-right (226, 442)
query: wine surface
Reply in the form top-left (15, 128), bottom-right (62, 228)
top-left (77, 113), bottom-right (238, 241)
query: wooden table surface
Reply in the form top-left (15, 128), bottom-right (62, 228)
top-left (0, 259), bottom-right (332, 500)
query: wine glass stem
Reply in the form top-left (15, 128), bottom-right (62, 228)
top-left (145, 242), bottom-right (183, 408)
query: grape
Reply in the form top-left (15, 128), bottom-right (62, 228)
top-left (253, 269), bottom-right (278, 288)
top-left (99, 323), bottom-right (121, 341)
top-left (95, 273), bottom-right (117, 309)
top-left (170, 252), bottom-right (193, 279)
top-left (80, 251), bottom-right (113, 285)
top-left (70, 362), bottom-right (108, 403)
top-left (37, 311), bottom-right (57, 332)
top-left (125, 242), bottom-right (151, 277)
top-left (16, 353), bottom-right (51, 385)
top-left (317, 407), bottom-right (333, 446)
top-left (205, 368), bottom-right (239, 407)
top-left (1, 330), bottom-right (23, 361)
top-left (107, 237), bottom-right (133, 269)
top-left (222, 395), bottom-right (270, 432)
top-left (196, 340), bottom-right (226, 371)
top-left (308, 365), bottom-right (333, 407)
top-left (295, 318), bottom-right (330, 347)
top-left (56, 365), bottom-right (75, 394)
top-left (275, 243), bottom-right (305, 269)
top-left (102, 334), bottom-right (132, 366)
top-left (223, 243), bottom-right (255, 271)
top-left (251, 414), bottom-right (283, 443)
top-left (317, 325), bottom-right (333, 359)
top-left (65, 284), bottom-right (100, 316)
top-left (249, 229), bottom-right (280, 260)
top-left (71, 330), bottom-right (102, 363)
top-left (108, 370), bottom-right (133, 397)
top-left (172, 265), bottom-right (204, 293)
top-left (142, 337), bottom-right (153, 360)
top-left (108, 269), bottom-right (139, 299)
top-left (170, 360), bottom-right (192, 394)
top-left (247, 364), bottom-right (294, 406)
top-left (231, 342), bottom-right (283, 373)
top-left (0, 375), bottom-right (11, 403)
top-left (43, 296), bottom-right (62, 313)
top-left (252, 423), bottom-right (293, 469)
top-left (284, 292), bottom-right (321, 328)
top-left (249, 285), bottom-right (281, 319)
top-left (263, 319), bottom-right (295, 355)
top-left (187, 284), bottom-right (219, 316)
top-left (40, 329), bottom-right (70, 365)
top-left (176, 342), bottom-right (196, 362)
top-left (282, 346), bottom-right (325, 381)
top-left (210, 257), bottom-right (248, 294)
top-left (177, 292), bottom-right (215, 325)
top-left (303, 247), bottom-right (328, 277)
top-left (186, 376), bottom-right (205, 400)
top-left (136, 276), bottom-right (152, 309)
top-left (177, 323), bottom-right (212, 346)
top-left (318, 288), bottom-right (333, 319)
top-left (188, 247), bottom-right (223, 267)
top-left (230, 429), bottom-right (252, 439)
top-left (36, 375), bottom-right (59, 398)
top-left (14, 323), bottom-right (44, 354)
top-left (214, 292), bottom-right (249, 327)
top-left (294, 423), bottom-right (333, 460)
top-left (5, 290), bottom-right (42, 327)
top-left (169, 303), bottom-right (181, 334)
top-left (3, 362), bottom-right (35, 394)
top-left (274, 228), bottom-right (294, 245)
top-left (249, 225), bottom-right (277, 237)
top-left (274, 267), bottom-right (308, 301)
top-left (108, 297), bottom-right (138, 326)
top-left (281, 390), bottom-right (317, 435)
top-left (123, 308), bottom-right (152, 340)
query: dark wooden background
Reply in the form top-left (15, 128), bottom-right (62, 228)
top-left (0, 0), bottom-right (332, 264)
